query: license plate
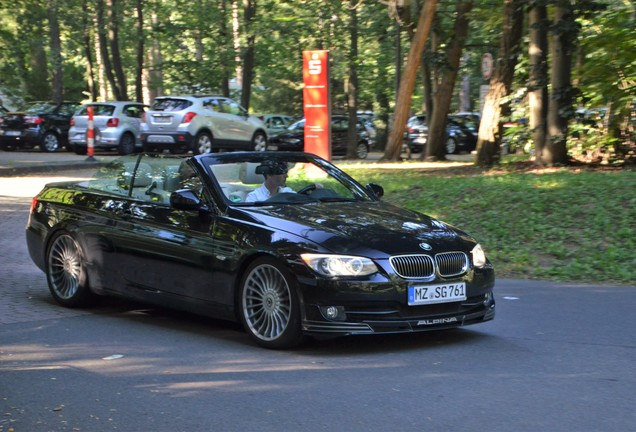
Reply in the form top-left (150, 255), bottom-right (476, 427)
top-left (152, 115), bottom-right (171, 124)
top-left (408, 282), bottom-right (466, 305)
top-left (4, 130), bottom-right (21, 137)
top-left (413, 137), bottom-right (427, 144)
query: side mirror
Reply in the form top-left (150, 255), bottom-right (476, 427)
top-left (366, 183), bottom-right (384, 199)
top-left (170, 189), bottom-right (209, 213)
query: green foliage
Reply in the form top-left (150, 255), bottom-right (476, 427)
top-left (345, 162), bottom-right (636, 284)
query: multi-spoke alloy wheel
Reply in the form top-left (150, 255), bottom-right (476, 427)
top-left (239, 257), bottom-right (302, 349)
top-left (46, 232), bottom-right (92, 307)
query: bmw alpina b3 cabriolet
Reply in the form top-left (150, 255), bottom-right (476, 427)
top-left (26, 151), bottom-right (495, 348)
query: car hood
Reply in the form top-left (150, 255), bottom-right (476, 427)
top-left (231, 201), bottom-right (474, 256)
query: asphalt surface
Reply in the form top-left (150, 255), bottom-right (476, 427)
top-left (1, 149), bottom-right (636, 432)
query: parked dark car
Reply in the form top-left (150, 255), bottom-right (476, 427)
top-left (26, 151), bottom-right (495, 349)
top-left (0, 101), bottom-right (80, 152)
top-left (269, 116), bottom-right (372, 159)
top-left (404, 112), bottom-right (481, 154)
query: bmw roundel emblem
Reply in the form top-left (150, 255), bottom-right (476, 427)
top-left (419, 242), bottom-right (432, 251)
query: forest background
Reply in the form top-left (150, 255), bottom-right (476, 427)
top-left (0, 0), bottom-right (634, 166)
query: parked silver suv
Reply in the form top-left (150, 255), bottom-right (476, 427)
top-left (69, 101), bottom-right (146, 155)
top-left (140, 95), bottom-right (268, 154)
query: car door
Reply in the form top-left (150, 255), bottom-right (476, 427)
top-left (218, 98), bottom-right (252, 146)
top-left (331, 117), bottom-right (348, 155)
top-left (104, 156), bottom-right (231, 306)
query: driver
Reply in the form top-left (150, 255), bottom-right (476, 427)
top-left (245, 160), bottom-right (295, 202)
top-left (245, 160), bottom-right (321, 202)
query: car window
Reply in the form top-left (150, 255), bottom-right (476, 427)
top-left (123, 105), bottom-right (145, 118)
top-left (151, 98), bottom-right (192, 111)
top-left (79, 105), bottom-right (115, 116)
top-left (220, 100), bottom-right (244, 116)
top-left (86, 154), bottom-right (187, 204)
top-left (59, 103), bottom-right (80, 116)
top-left (23, 102), bottom-right (57, 114)
top-left (203, 98), bottom-right (222, 112)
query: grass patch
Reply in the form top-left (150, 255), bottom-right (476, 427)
top-left (344, 162), bottom-right (635, 285)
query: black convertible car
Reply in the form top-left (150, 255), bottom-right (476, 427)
top-left (26, 151), bottom-right (495, 348)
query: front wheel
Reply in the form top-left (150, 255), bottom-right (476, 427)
top-left (252, 132), bottom-right (267, 152)
top-left (238, 257), bottom-right (303, 349)
top-left (41, 132), bottom-right (60, 152)
top-left (46, 232), bottom-right (94, 308)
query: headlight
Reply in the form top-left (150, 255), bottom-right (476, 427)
top-left (301, 254), bottom-right (378, 277)
top-left (281, 137), bottom-right (301, 145)
top-left (471, 244), bottom-right (487, 268)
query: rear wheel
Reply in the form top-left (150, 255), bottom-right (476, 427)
top-left (356, 142), bottom-right (369, 159)
top-left (41, 132), bottom-right (60, 152)
top-left (117, 133), bottom-right (135, 155)
top-left (252, 132), bottom-right (267, 151)
top-left (46, 232), bottom-right (94, 308)
top-left (193, 132), bottom-right (213, 154)
top-left (445, 137), bottom-right (458, 154)
top-left (238, 257), bottom-right (303, 349)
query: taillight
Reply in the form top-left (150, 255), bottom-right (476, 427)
top-left (30, 196), bottom-right (39, 214)
top-left (70, 118), bottom-right (75, 126)
top-left (25, 116), bottom-right (44, 125)
top-left (106, 118), bottom-right (119, 127)
top-left (182, 112), bottom-right (197, 124)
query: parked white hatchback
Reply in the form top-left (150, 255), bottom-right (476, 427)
top-left (69, 102), bottom-right (147, 155)
top-left (140, 95), bottom-right (268, 154)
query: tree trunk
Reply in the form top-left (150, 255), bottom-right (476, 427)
top-left (218, 0), bottom-right (231, 96)
top-left (346, 0), bottom-right (359, 159)
top-left (82, 0), bottom-right (98, 101)
top-left (96, 0), bottom-right (121, 100)
top-left (424, 0), bottom-right (473, 161)
top-left (107, 0), bottom-right (128, 100)
top-left (475, 0), bottom-right (524, 167)
top-left (47, 0), bottom-right (64, 103)
top-left (240, 0), bottom-right (256, 110)
top-left (383, 0), bottom-right (439, 161)
top-left (148, 9), bottom-right (164, 101)
top-left (135, 0), bottom-right (144, 103)
top-left (545, 0), bottom-right (575, 165)
top-left (528, 0), bottom-right (548, 163)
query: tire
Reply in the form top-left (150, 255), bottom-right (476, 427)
top-left (251, 132), bottom-right (267, 152)
top-left (46, 232), bottom-right (94, 308)
top-left (238, 257), bottom-right (303, 349)
top-left (117, 133), bottom-right (135, 155)
top-left (193, 131), bottom-right (213, 155)
top-left (445, 137), bottom-right (458, 154)
top-left (41, 132), bottom-right (60, 152)
top-left (356, 142), bottom-right (369, 159)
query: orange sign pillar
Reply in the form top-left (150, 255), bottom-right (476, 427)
top-left (302, 50), bottom-right (331, 160)
top-left (86, 105), bottom-right (95, 160)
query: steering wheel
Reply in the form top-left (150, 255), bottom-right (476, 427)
top-left (297, 184), bottom-right (317, 195)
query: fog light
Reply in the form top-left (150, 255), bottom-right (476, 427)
top-left (321, 306), bottom-right (346, 321)
top-left (483, 292), bottom-right (494, 307)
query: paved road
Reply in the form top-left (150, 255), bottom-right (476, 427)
top-left (1, 169), bottom-right (635, 432)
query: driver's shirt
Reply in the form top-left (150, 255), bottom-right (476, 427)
top-left (245, 184), bottom-right (295, 202)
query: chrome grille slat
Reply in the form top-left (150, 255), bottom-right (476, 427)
top-left (389, 252), bottom-right (469, 279)
top-left (389, 255), bottom-right (435, 279)
top-left (435, 251), bottom-right (469, 277)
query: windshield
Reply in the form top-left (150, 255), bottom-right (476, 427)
top-left (202, 154), bottom-right (375, 205)
top-left (22, 102), bottom-right (57, 114)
